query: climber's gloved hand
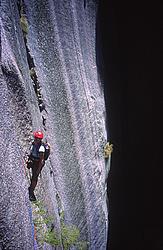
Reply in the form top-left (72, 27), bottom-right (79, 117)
top-left (26, 159), bottom-right (33, 169)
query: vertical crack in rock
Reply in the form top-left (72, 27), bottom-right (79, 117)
top-left (18, 0), bottom-right (47, 131)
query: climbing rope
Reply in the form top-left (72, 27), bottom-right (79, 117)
top-left (27, 199), bottom-right (38, 250)
top-left (23, 152), bottom-right (38, 249)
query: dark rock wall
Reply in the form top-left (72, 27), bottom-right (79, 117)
top-left (99, 0), bottom-right (163, 249)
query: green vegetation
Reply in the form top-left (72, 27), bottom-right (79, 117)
top-left (33, 200), bottom-right (88, 249)
top-left (76, 241), bottom-right (89, 250)
top-left (20, 15), bottom-right (28, 34)
top-left (61, 224), bottom-right (80, 250)
top-left (19, 0), bottom-right (28, 35)
top-left (44, 229), bottom-right (61, 246)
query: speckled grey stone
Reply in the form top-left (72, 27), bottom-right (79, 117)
top-left (1, 0), bottom-right (109, 249)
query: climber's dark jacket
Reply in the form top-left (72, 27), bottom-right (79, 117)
top-left (27, 141), bottom-right (45, 192)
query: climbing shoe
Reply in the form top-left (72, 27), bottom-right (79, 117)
top-left (28, 188), bottom-right (36, 201)
top-left (29, 193), bottom-right (36, 202)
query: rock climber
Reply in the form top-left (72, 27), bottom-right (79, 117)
top-left (26, 131), bottom-right (45, 201)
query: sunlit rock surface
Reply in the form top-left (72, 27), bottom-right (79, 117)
top-left (1, 0), bottom-right (109, 249)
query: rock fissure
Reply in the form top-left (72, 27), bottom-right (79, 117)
top-left (18, 0), bottom-right (47, 132)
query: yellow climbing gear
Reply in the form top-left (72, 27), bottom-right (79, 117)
top-left (104, 142), bottom-right (113, 158)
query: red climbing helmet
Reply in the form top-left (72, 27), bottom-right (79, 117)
top-left (33, 131), bottom-right (44, 139)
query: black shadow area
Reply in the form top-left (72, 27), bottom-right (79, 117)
top-left (97, 0), bottom-right (163, 249)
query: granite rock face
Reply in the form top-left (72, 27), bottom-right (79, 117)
top-left (1, 0), bottom-right (109, 249)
